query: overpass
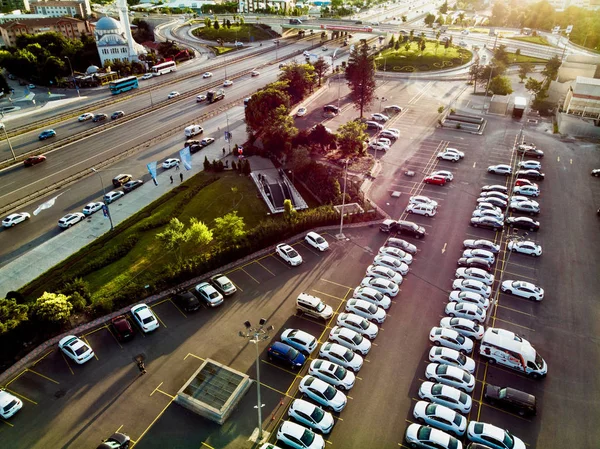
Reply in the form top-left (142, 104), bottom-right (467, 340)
top-left (282, 23), bottom-right (390, 36)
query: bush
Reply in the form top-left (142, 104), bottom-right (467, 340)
top-left (60, 277), bottom-right (91, 301)
top-left (68, 292), bottom-right (87, 312)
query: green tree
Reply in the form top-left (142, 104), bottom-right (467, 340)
top-left (262, 105), bottom-right (298, 156)
top-left (491, 1), bottom-right (509, 26)
top-left (337, 120), bottom-right (368, 156)
top-left (226, 19), bottom-right (231, 28)
top-left (288, 146), bottom-right (311, 171)
top-left (213, 211), bottom-right (246, 246)
top-left (214, 19), bottom-right (220, 30)
top-left (404, 41), bottom-right (411, 52)
top-left (518, 62), bottom-right (533, 83)
top-left (245, 82), bottom-right (291, 135)
top-left (439, 0), bottom-right (448, 14)
top-left (310, 124), bottom-right (336, 152)
top-left (345, 41), bottom-right (377, 118)
top-left (470, 63), bottom-right (485, 93)
top-left (420, 38), bottom-right (427, 54)
top-left (312, 57), bottom-right (330, 86)
top-left (156, 217), bottom-right (213, 263)
top-left (436, 15), bottom-right (445, 25)
top-left (488, 75), bottom-right (513, 95)
top-left (542, 56), bottom-right (561, 81)
top-left (0, 298), bottom-right (28, 334)
top-left (388, 34), bottom-right (395, 48)
top-left (283, 199), bottom-right (297, 222)
top-left (395, 40), bottom-right (401, 51)
top-left (458, 12), bottom-right (465, 25)
top-left (525, 77), bottom-right (545, 96)
top-left (279, 62), bottom-right (316, 103)
top-left (493, 44), bottom-right (510, 65)
top-left (33, 292), bottom-right (73, 323)
top-left (401, 15), bottom-right (407, 22)
top-left (424, 13), bottom-right (436, 26)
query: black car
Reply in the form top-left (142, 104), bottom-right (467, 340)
top-left (111, 315), bottom-right (134, 341)
top-left (477, 196), bottom-right (507, 208)
top-left (481, 185), bottom-right (508, 194)
top-left (122, 180), bottom-right (143, 193)
top-left (518, 145), bottom-right (544, 159)
top-left (457, 257), bottom-right (493, 273)
top-left (484, 384), bottom-right (537, 416)
top-left (189, 143), bottom-right (202, 154)
top-left (111, 111), bottom-right (125, 120)
top-left (516, 169), bottom-right (545, 181)
top-left (93, 113), bottom-right (108, 122)
top-left (173, 291), bottom-right (200, 312)
top-left (506, 217), bottom-right (539, 231)
top-left (97, 432), bottom-right (130, 449)
top-left (470, 217), bottom-right (503, 231)
top-left (394, 220), bottom-right (426, 239)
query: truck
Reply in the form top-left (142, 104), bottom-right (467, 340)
top-left (513, 96), bottom-right (527, 118)
top-left (206, 89), bottom-right (225, 104)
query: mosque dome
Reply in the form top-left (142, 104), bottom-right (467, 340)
top-left (95, 16), bottom-right (121, 31)
top-left (86, 65), bottom-right (100, 74)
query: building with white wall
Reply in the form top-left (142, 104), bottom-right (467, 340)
top-left (30, 0), bottom-right (91, 18)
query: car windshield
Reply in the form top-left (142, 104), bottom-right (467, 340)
top-left (431, 384), bottom-right (443, 395)
top-left (456, 334), bottom-right (465, 343)
top-left (287, 347), bottom-right (300, 359)
top-left (310, 406), bottom-right (325, 422)
top-left (3, 399), bottom-right (17, 413)
top-left (457, 354), bottom-right (467, 364)
top-left (357, 319), bottom-right (369, 330)
top-left (343, 349), bottom-right (354, 361)
top-left (316, 302), bottom-right (326, 312)
top-left (221, 281), bottom-right (233, 290)
top-left (535, 352), bottom-right (544, 368)
top-left (366, 303), bottom-right (377, 314)
top-left (498, 388), bottom-right (507, 399)
top-left (288, 249), bottom-right (299, 258)
top-left (74, 345), bottom-right (89, 356)
top-left (503, 431), bottom-right (515, 448)
top-left (209, 292), bottom-right (220, 299)
top-left (300, 428), bottom-right (315, 445)
top-left (142, 315), bottom-right (155, 324)
top-left (462, 372), bottom-right (471, 382)
top-left (417, 426), bottom-right (432, 440)
top-left (459, 392), bottom-right (468, 404)
top-left (324, 385), bottom-right (337, 400)
top-left (316, 236), bottom-right (325, 243)
top-left (448, 439), bottom-right (459, 449)
top-left (334, 365), bottom-right (347, 379)
top-left (351, 333), bottom-right (364, 345)
top-left (452, 414), bottom-right (463, 426)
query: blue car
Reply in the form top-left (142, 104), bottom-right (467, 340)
top-left (39, 129), bottom-right (56, 140)
top-left (267, 341), bottom-right (306, 369)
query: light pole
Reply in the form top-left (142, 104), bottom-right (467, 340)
top-left (64, 56), bottom-right (80, 97)
top-left (239, 319), bottom-right (274, 443)
top-left (91, 168), bottom-right (115, 231)
top-left (0, 122), bottom-right (17, 161)
top-left (337, 159), bottom-right (349, 239)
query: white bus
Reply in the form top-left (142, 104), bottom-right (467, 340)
top-left (151, 60), bottom-right (177, 76)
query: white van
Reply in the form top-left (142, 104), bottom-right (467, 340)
top-left (479, 328), bottom-right (547, 378)
top-left (184, 125), bottom-right (203, 138)
top-left (296, 293), bottom-right (333, 320)
top-left (406, 203), bottom-right (436, 217)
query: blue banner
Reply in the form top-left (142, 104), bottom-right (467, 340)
top-left (147, 161), bottom-right (158, 184)
top-left (179, 147), bottom-right (192, 171)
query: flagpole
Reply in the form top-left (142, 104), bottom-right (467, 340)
top-left (91, 168), bottom-right (114, 231)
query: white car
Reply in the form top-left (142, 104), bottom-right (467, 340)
top-left (463, 239), bottom-right (500, 254)
top-left (461, 249), bottom-right (495, 264)
top-left (487, 164), bottom-right (512, 175)
top-left (481, 184), bottom-right (508, 193)
top-left (406, 203), bottom-right (437, 217)
top-left (418, 381), bottom-right (472, 414)
top-left (513, 185), bottom-right (540, 197)
top-left (359, 276), bottom-right (399, 296)
top-left (480, 190), bottom-right (510, 201)
top-left (287, 399), bottom-right (334, 434)
top-left (425, 363), bottom-right (475, 393)
top-left (202, 72), bottom-right (213, 78)
top-left (337, 313), bottom-right (378, 339)
top-left (162, 158), bottom-right (180, 169)
top-left (440, 317), bottom-right (484, 340)
top-left (471, 209), bottom-right (504, 221)
top-left (377, 247), bottom-right (413, 264)
top-left (131, 304), bottom-right (159, 332)
top-left (405, 423), bottom-right (464, 449)
top-left (452, 279), bottom-right (491, 298)
top-left (141, 73), bottom-right (153, 80)
top-left (251, 70), bottom-right (260, 76)
top-left (508, 240), bottom-right (542, 256)
top-left (2, 212), bottom-right (31, 228)
top-left (378, 137), bottom-right (392, 147)
top-left (305, 231), bottom-right (328, 251)
top-left (510, 195), bottom-right (538, 205)
top-left (282, 329), bottom-right (318, 355)
top-left (371, 113), bottom-right (389, 122)
top-left (78, 112), bottom-right (94, 122)
top-left (296, 107), bottom-right (308, 117)
top-left (476, 196), bottom-right (507, 208)
top-left (328, 326), bottom-right (371, 355)
top-left (431, 170), bottom-right (453, 181)
top-left (501, 280), bottom-right (544, 301)
top-left (82, 202), bottom-right (104, 215)
top-left (58, 335), bottom-right (95, 364)
top-left (429, 327), bottom-right (474, 354)
top-left (0, 390), bottom-right (23, 419)
top-left (412, 402), bottom-right (467, 438)
top-left (309, 358), bottom-right (356, 390)
top-left (445, 303), bottom-right (486, 324)
top-left (476, 202), bottom-right (502, 214)
top-left (437, 147), bottom-right (464, 162)
top-left (467, 422), bottom-right (526, 449)
top-left (429, 347), bottom-right (476, 374)
top-left (103, 191), bottom-right (124, 204)
top-left (386, 237), bottom-right (418, 255)
top-left (194, 282), bottom-right (224, 307)
top-left (366, 264), bottom-right (404, 284)
top-left (196, 94), bottom-right (207, 102)
top-left (519, 160), bottom-right (541, 170)
top-left (380, 129), bottom-right (399, 140)
top-left (372, 254), bottom-right (409, 275)
top-left (223, 79), bottom-right (234, 86)
top-left (298, 375), bottom-right (347, 412)
top-left (276, 243), bottom-right (303, 266)
top-left (277, 420), bottom-right (325, 449)
top-left (319, 342), bottom-right (363, 372)
top-left (345, 298), bottom-right (386, 324)
top-left (409, 195), bottom-right (438, 208)
top-left (455, 267), bottom-right (494, 286)
top-left (352, 286), bottom-right (392, 310)
top-left (448, 291), bottom-right (489, 310)
top-left (509, 200), bottom-right (540, 215)
top-left (369, 141), bottom-right (390, 152)
top-left (58, 212), bottom-right (86, 228)
top-left (167, 91), bottom-right (180, 99)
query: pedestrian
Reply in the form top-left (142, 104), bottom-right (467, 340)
top-left (180, 172), bottom-right (183, 182)
top-left (170, 175), bottom-right (173, 184)
top-left (222, 147), bottom-right (226, 155)
top-left (175, 161), bottom-right (180, 171)
top-left (137, 360), bottom-right (146, 374)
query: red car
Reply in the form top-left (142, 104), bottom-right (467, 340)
top-left (111, 315), bottom-right (134, 341)
top-left (514, 178), bottom-right (536, 187)
top-left (423, 175), bottom-right (447, 186)
top-left (24, 155), bottom-right (46, 166)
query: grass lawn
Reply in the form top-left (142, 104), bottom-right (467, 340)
top-left (192, 24), bottom-right (272, 43)
top-left (209, 46), bottom-right (237, 55)
top-left (508, 36), bottom-right (552, 46)
top-left (506, 52), bottom-right (549, 63)
top-left (376, 42), bottom-right (472, 72)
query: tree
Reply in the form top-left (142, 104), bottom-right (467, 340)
top-left (405, 41), bottom-right (411, 52)
top-left (388, 35), bottom-right (395, 48)
top-left (420, 38), bottom-right (427, 54)
top-left (226, 19), bottom-right (231, 28)
top-left (401, 15), bottom-right (407, 22)
top-left (213, 19), bottom-right (220, 30)
top-left (542, 56), bottom-right (561, 81)
top-left (458, 12), bottom-right (465, 25)
top-left (424, 13), bottom-right (436, 26)
top-left (288, 146), bottom-right (311, 171)
top-left (278, 62), bottom-right (316, 103)
top-left (493, 44), bottom-right (510, 66)
top-left (345, 41), bottom-right (377, 118)
top-left (488, 75), bottom-right (513, 95)
top-left (213, 211), bottom-right (246, 246)
top-left (283, 199), bottom-right (297, 222)
top-left (518, 62), bottom-right (533, 83)
top-left (439, 0), bottom-right (448, 14)
top-left (32, 292), bottom-right (73, 323)
top-left (395, 40), bottom-right (401, 51)
top-left (336, 120), bottom-right (368, 156)
top-left (436, 15), bottom-right (445, 25)
top-left (156, 217), bottom-right (213, 263)
top-left (309, 124), bottom-right (336, 152)
top-left (312, 57), bottom-right (330, 86)
top-left (469, 63), bottom-right (485, 93)
top-left (245, 82), bottom-right (291, 135)
top-left (0, 298), bottom-right (28, 334)
top-left (525, 77), bottom-right (545, 96)
top-left (262, 105), bottom-right (298, 156)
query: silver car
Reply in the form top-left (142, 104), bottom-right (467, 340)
top-left (412, 401), bottom-right (467, 437)
top-left (345, 298), bottom-right (386, 324)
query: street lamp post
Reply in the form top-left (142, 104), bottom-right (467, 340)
top-left (239, 319), bottom-right (274, 443)
top-left (337, 159), bottom-right (349, 239)
top-left (64, 56), bottom-right (80, 97)
top-left (0, 122), bottom-right (17, 161)
top-left (91, 168), bottom-right (115, 231)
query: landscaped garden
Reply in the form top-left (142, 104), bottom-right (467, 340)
top-left (375, 41), bottom-right (473, 72)
top-left (508, 35), bottom-right (552, 46)
top-left (192, 22), bottom-right (274, 43)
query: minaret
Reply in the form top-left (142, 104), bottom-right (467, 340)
top-left (116, 0), bottom-right (137, 61)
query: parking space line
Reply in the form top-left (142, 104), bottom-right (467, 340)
top-left (260, 381), bottom-right (294, 399)
top-left (169, 299), bottom-right (188, 318)
top-left (311, 289), bottom-right (345, 301)
top-left (475, 361), bottom-right (488, 420)
top-left (492, 317), bottom-right (535, 331)
top-left (30, 349), bottom-right (54, 368)
top-left (82, 325), bottom-right (111, 338)
top-left (4, 388), bottom-right (37, 405)
top-left (106, 325), bottom-right (123, 349)
top-left (131, 397), bottom-right (175, 448)
top-left (152, 311), bottom-right (168, 329)
top-left (154, 388), bottom-right (175, 399)
top-left (150, 382), bottom-right (164, 397)
top-left (240, 267), bottom-right (260, 284)
top-left (505, 261), bottom-right (538, 270)
top-left (151, 298), bottom-right (171, 307)
top-left (496, 304), bottom-right (534, 316)
top-left (255, 259), bottom-right (276, 276)
top-left (3, 369), bottom-right (28, 388)
top-left (502, 271), bottom-right (538, 281)
top-left (82, 336), bottom-right (99, 361)
top-left (261, 359), bottom-right (297, 376)
top-left (269, 253), bottom-right (291, 269)
top-left (26, 368), bottom-right (60, 384)
top-left (320, 278), bottom-right (353, 289)
top-left (59, 351), bottom-right (75, 376)
top-left (184, 353), bottom-right (205, 362)
top-left (0, 420), bottom-right (14, 427)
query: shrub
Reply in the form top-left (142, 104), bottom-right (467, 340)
top-left (68, 292), bottom-right (87, 312)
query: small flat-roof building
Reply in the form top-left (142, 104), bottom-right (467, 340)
top-left (562, 76), bottom-right (600, 117)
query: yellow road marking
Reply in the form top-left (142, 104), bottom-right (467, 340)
top-left (496, 304), bottom-right (535, 316)
top-left (106, 325), bottom-right (123, 349)
top-left (201, 442), bottom-right (216, 448)
top-left (150, 382), bottom-right (164, 397)
top-left (184, 353), bottom-right (205, 361)
top-left (259, 381), bottom-right (294, 398)
top-left (311, 289), bottom-right (345, 301)
top-left (82, 325), bottom-right (110, 337)
top-left (4, 388), bottom-right (37, 404)
top-left (231, 280), bottom-right (243, 292)
top-left (320, 278), bottom-right (353, 289)
top-left (155, 389), bottom-right (175, 399)
top-left (30, 349), bottom-right (54, 367)
top-left (492, 317), bottom-right (535, 331)
top-left (82, 336), bottom-right (99, 361)
top-left (255, 260), bottom-right (275, 276)
top-left (3, 370), bottom-right (28, 388)
top-left (26, 368), bottom-right (60, 384)
top-left (59, 351), bottom-right (74, 376)
top-left (0, 420), bottom-right (14, 427)
top-left (170, 299), bottom-right (188, 318)
top-left (151, 298), bottom-right (171, 307)
top-left (130, 397), bottom-right (175, 448)
top-left (153, 311), bottom-right (168, 329)
top-left (240, 267), bottom-right (260, 284)
top-left (261, 359), bottom-right (298, 376)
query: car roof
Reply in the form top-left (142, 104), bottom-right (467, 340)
top-left (0, 390), bottom-right (18, 407)
top-left (281, 420), bottom-right (308, 438)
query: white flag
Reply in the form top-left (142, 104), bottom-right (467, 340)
top-left (33, 192), bottom-right (64, 216)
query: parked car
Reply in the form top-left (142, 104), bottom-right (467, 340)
top-left (209, 274), bottom-right (237, 295)
top-left (352, 286), bottom-right (392, 310)
top-left (309, 358), bottom-right (356, 390)
top-left (58, 335), bottom-right (95, 364)
top-left (96, 432), bottom-right (131, 449)
top-left (371, 113), bottom-right (390, 122)
top-left (513, 185), bottom-right (539, 197)
top-left (408, 195), bottom-right (438, 208)
top-left (440, 317), bottom-right (484, 340)
top-left (429, 347), bottom-right (476, 373)
top-left (425, 362), bottom-right (475, 393)
top-left (2, 212), bottom-right (30, 228)
top-left (507, 240), bottom-right (542, 256)
top-left (519, 160), bottom-right (541, 170)
top-left (467, 422), bottom-right (526, 449)
top-left (516, 169), bottom-right (545, 181)
top-left (449, 291), bottom-right (489, 310)
top-left (298, 375), bottom-right (347, 412)
top-left (377, 247), bottom-right (413, 264)
top-left (104, 190), bottom-right (125, 204)
top-left (505, 216), bottom-right (540, 231)
top-left (282, 329), bottom-right (318, 355)
top-left (345, 298), bottom-right (386, 324)
top-left (305, 231), bottom-right (329, 251)
top-left (82, 202), bottom-right (104, 216)
top-left (405, 423), bottom-right (464, 449)
top-left (58, 212), bottom-right (85, 228)
top-left (386, 237), bottom-right (418, 254)
top-left (445, 302), bottom-right (486, 324)
top-left (173, 291), bottom-right (201, 312)
top-left (455, 268), bottom-right (494, 286)
top-left (0, 390), bottom-right (23, 419)
top-left (112, 174), bottom-right (132, 187)
top-left (277, 420), bottom-right (325, 449)
top-left (509, 200), bottom-right (540, 215)
top-left (111, 315), bottom-right (134, 341)
top-left (369, 141), bottom-right (390, 152)
top-left (359, 276), bottom-right (399, 296)
top-left (372, 254), bottom-right (409, 275)
top-left (336, 313), bottom-right (378, 339)
top-left (469, 217), bottom-right (503, 231)
top-left (407, 203), bottom-right (437, 217)
top-left (194, 282), bottom-right (224, 307)
top-left (162, 158), bottom-right (180, 169)
top-left (479, 191), bottom-right (509, 201)
top-left (501, 280), bottom-right (544, 301)
top-left (476, 196), bottom-right (507, 208)
top-left (481, 184), bottom-right (508, 193)
top-left (487, 164), bottom-right (512, 175)
top-left (456, 257), bottom-right (493, 273)
top-left (328, 326), bottom-right (371, 355)
top-left (418, 382), bottom-right (472, 414)
top-left (517, 144), bottom-right (544, 158)
top-left (462, 239), bottom-right (500, 253)
top-left (431, 170), bottom-right (453, 182)
top-left (287, 399), bottom-right (334, 434)
top-left (437, 147), bottom-right (464, 162)
top-left (429, 327), bottom-right (474, 354)
top-left (130, 304), bottom-right (159, 333)
top-left (268, 341), bottom-right (306, 369)
top-left (424, 175), bottom-right (447, 186)
top-left (462, 249), bottom-right (495, 264)
top-left (24, 155), bottom-right (46, 166)
top-left (380, 129), bottom-right (400, 140)
top-left (452, 279), bottom-right (491, 298)
top-left (319, 342), bottom-right (363, 372)
top-left (412, 402), bottom-right (467, 437)
top-left (276, 243), bottom-right (303, 266)
top-left (483, 384), bottom-right (537, 416)
top-left (122, 180), bottom-right (143, 193)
